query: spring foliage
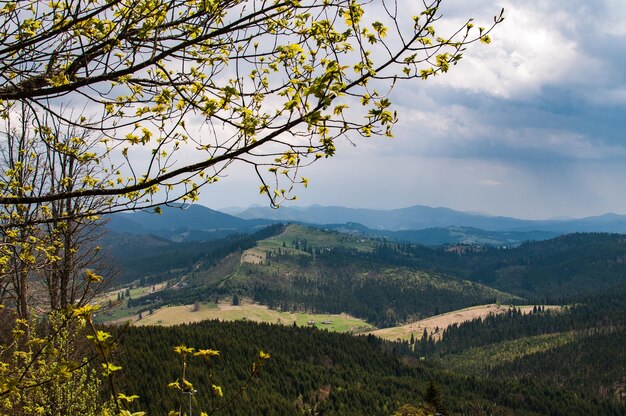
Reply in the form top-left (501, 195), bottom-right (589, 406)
top-left (0, 0), bottom-right (502, 414)
top-left (0, 0), bottom-right (502, 213)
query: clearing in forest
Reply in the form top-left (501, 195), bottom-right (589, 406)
top-left (367, 303), bottom-right (562, 342)
top-left (120, 301), bottom-right (375, 334)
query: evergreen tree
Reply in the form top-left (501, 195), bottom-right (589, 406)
top-left (424, 380), bottom-right (447, 416)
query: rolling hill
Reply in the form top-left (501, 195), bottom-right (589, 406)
top-left (120, 225), bottom-right (520, 327)
top-left (93, 209), bottom-right (626, 415)
top-left (108, 225), bottom-right (626, 327)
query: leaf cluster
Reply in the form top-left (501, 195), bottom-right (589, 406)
top-left (0, 0), bottom-right (502, 212)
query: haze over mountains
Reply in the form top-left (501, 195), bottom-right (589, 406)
top-left (236, 204), bottom-right (626, 233)
top-left (106, 203), bottom-right (626, 246)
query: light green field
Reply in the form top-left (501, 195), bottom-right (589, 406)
top-left (259, 224), bottom-right (376, 252)
top-left (122, 302), bottom-right (374, 333)
top-left (96, 304), bottom-right (146, 322)
top-left (93, 283), bottom-right (170, 323)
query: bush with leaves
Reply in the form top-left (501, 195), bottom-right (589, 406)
top-left (0, 311), bottom-right (114, 416)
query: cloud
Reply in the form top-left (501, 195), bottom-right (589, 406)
top-left (586, 0), bottom-right (626, 37)
top-left (385, 94), bottom-right (626, 164)
top-left (478, 179), bottom-right (501, 187)
top-left (499, 129), bottom-right (626, 161)
top-left (428, 2), bottom-right (604, 100)
top-left (206, 0), bottom-right (626, 219)
top-left (587, 86), bottom-right (626, 106)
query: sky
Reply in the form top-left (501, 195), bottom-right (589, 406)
top-left (200, 0), bottom-right (626, 220)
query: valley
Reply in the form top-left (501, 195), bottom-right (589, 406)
top-left (106, 296), bottom-right (560, 344)
top-left (3, 2), bottom-right (625, 414)
top-left (94, 214), bottom-right (626, 415)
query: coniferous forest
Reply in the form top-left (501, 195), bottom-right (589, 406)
top-left (106, 228), bottom-right (626, 415)
top-left (115, 314), bottom-right (626, 416)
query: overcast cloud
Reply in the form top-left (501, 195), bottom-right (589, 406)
top-left (202, 0), bottom-right (626, 220)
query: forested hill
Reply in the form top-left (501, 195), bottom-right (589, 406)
top-left (419, 289), bottom-right (626, 406)
top-left (117, 226), bottom-right (626, 327)
top-left (368, 232), bottom-right (626, 299)
top-left (106, 204), bottom-right (276, 241)
top-left (102, 224), bottom-right (286, 284)
top-left (116, 320), bottom-right (626, 415)
top-left (127, 225), bottom-right (520, 327)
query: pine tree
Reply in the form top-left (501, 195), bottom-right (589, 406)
top-left (424, 380), bottom-right (447, 416)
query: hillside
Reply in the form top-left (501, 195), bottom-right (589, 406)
top-left (116, 320), bottom-right (626, 415)
top-left (362, 232), bottom-right (626, 299)
top-left (107, 225), bottom-right (626, 328)
top-left (366, 304), bottom-right (561, 342)
top-left (100, 224), bottom-right (285, 284)
top-left (128, 225), bottom-right (519, 327)
top-left (425, 290), bottom-right (626, 404)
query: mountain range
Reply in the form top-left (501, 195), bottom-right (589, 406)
top-left (105, 203), bottom-right (626, 245)
top-left (236, 204), bottom-right (626, 233)
top-left (106, 204), bottom-right (273, 241)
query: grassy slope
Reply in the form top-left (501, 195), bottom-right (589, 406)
top-left (238, 224), bottom-right (376, 264)
top-left (100, 224), bottom-right (521, 327)
top-left (110, 301), bottom-right (375, 333)
top-left (367, 304), bottom-right (561, 341)
top-left (257, 224), bottom-right (378, 251)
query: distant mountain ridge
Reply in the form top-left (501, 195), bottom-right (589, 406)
top-left (322, 223), bottom-right (559, 246)
top-left (105, 203), bottom-right (626, 244)
top-left (236, 204), bottom-right (626, 234)
top-left (106, 204), bottom-right (275, 241)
